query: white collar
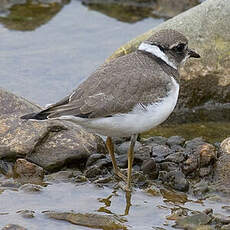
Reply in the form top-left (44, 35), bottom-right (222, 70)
top-left (138, 42), bottom-right (177, 70)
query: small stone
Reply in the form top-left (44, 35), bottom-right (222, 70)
top-left (116, 155), bottom-right (127, 168)
top-left (203, 208), bottom-right (213, 215)
top-left (198, 143), bottom-right (217, 167)
top-left (86, 154), bottom-right (105, 168)
top-left (20, 184), bottom-right (43, 193)
top-left (14, 159), bottom-right (44, 184)
top-left (44, 170), bottom-right (74, 183)
top-left (192, 180), bottom-right (209, 196)
top-left (214, 214), bottom-right (230, 224)
top-left (151, 144), bottom-right (172, 163)
top-left (175, 213), bottom-right (211, 228)
top-left (221, 137), bottom-right (230, 154)
top-left (160, 162), bottom-right (178, 172)
top-left (135, 145), bottom-right (152, 162)
top-left (166, 136), bottom-right (185, 147)
top-left (0, 160), bottom-right (13, 177)
top-left (185, 137), bottom-right (206, 153)
top-left (141, 158), bottom-right (158, 179)
top-left (165, 152), bottom-right (185, 163)
top-left (116, 141), bottom-right (141, 155)
top-left (159, 170), bottom-right (189, 192)
top-left (84, 166), bottom-right (102, 178)
top-left (199, 166), bottom-right (212, 177)
top-left (2, 224), bottom-right (27, 230)
top-left (182, 154), bottom-right (199, 175)
top-left (17, 210), bottom-right (35, 218)
top-left (221, 224), bottom-right (230, 230)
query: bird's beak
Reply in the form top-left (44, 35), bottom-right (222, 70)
top-left (188, 49), bottom-right (200, 58)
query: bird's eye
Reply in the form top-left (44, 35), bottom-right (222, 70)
top-left (173, 43), bottom-right (186, 53)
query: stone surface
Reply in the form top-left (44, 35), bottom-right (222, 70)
top-left (45, 211), bottom-right (127, 229)
top-left (221, 137), bottom-right (230, 155)
top-left (141, 158), bottom-right (158, 179)
top-left (116, 141), bottom-right (141, 155)
top-left (108, 0), bottom-right (230, 123)
top-left (14, 158), bottom-right (44, 184)
top-left (82, 0), bottom-right (199, 22)
top-left (0, 88), bottom-right (106, 171)
top-left (159, 169), bottom-right (189, 192)
top-left (151, 144), bottom-right (172, 163)
top-left (2, 224), bottom-right (27, 230)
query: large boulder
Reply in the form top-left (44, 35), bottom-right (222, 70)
top-left (107, 0), bottom-right (230, 123)
top-left (0, 88), bottom-right (106, 171)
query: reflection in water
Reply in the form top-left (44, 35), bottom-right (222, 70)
top-left (81, 0), bottom-right (200, 22)
top-left (0, 0), bottom-right (70, 31)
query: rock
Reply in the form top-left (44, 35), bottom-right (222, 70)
top-left (44, 170), bottom-right (76, 183)
top-left (45, 211), bottom-right (127, 229)
top-left (134, 145), bottom-right (152, 162)
top-left (198, 143), bottom-right (217, 167)
top-left (199, 166), bottom-right (212, 177)
top-left (141, 158), bottom-right (158, 179)
top-left (0, 160), bottom-right (13, 177)
top-left (151, 144), bottom-right (172, 163)
top-left (192, 180), bottom-right (209, 196)
top-left (116, 141), bottom-right (141, 155)
top-left (160, 162), bottom-right (178, 172)
top-left (1, 224), bottom-right (27, 230)
top-left (213, 145), bottom-right (230, 194)
top-left (108, 0), bottom-right (230, 123)
top-left (159, 170), bottom-right (189, 192)
top-left (185, 137), bottom-right (206, 153)
top-left (86, 154), bottom-right (105, 168)
top-left (82, 0), bottom-right (199, 22)
top-left (166, 136), bottom-right (185, 147)
top-left (213, 214), bottom-right (230, 225)
top-left (14, 159), bottom-right (44, 184)
top-left (165, 152), bottom-right (185, 163)
top-left (221, 137), bottom-right (230, 155)
top-left (174, 213), bottom-right (212, 229)
top-left (84, 165), bottom-right (102, 178)
top-left (221, 224), bottom-right (230, 230)
top-left (19, 184), bottom-right (43, 193)
top-left (0, 88), bottom-right (106, 171)
top-left (17, 210), bottom-right (35, 218)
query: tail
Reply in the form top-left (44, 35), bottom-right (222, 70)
top-left (21, 110), bottom-right (50, 120)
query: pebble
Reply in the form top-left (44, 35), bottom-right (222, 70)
top-left (14, 159), bottom-right (44, 184)
top-left (86, 154), bottom-right (105, 168)
top-left (166, 136), bottom-right (185, 147)
top-left (165, 152), bottom-right (185, 163)
top-left (116, 141), bottom-right (141, 155)
top-left (2, 224), bottom-right (27, 230)
top-left (141, 158), bottom-right (158, 179)
top-left (151, 144), bottom-right (172, 163)
top-left (17, 210), bottom-right (35, 218)
top-left (84, 165), bottom-right (102, 178)
top-left (143, 136), bottom-right (168, 146)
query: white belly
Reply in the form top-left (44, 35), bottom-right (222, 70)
top-left (58, 77), bottom-right (179, 137)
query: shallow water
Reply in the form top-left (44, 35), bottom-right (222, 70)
top-left (0, 182), bottom-right (229, 229)
top-left (0, 0), bottom-right (163, 106)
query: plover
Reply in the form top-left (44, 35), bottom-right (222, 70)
top-left (21, 29), bottom-right (200, 191)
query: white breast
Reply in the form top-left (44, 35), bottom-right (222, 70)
top-left (58, 77), bottom-right (179, 137)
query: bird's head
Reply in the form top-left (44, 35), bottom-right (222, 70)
top-left (139, 29), bottom-right (200, 70)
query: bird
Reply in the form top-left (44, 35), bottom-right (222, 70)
top-left (21, 29), bottom-right (200, 191)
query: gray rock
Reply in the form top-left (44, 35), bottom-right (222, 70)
top-left (45, 211), bottom-right (127, 229)
top-left (86, 154), bottom-right (105, 168)
top-left (19, 184), bottom-right (43, 193)
top-left (116, 141), bottom-right (141, 155)
top-left (2, 224), bottom-right (27, 230)
top-left (174, 213), bottom-right (211, 229)
top-left (166, 136), bottom-right (185, 147)
top-left (199, 166), bottom-right (212, 177)
top-left (0, 88), bottom-right (106, 171)
top-left (84, 165), bottom-right (102, 178)
top-left (160, 162), bottom-right (178, 172)
top-left (165, 152), bottom-right (185, 163)
top-left (17, 210), bottom-right (35, 218)
top-left (151, 144), bottom-right (172, 163)
top-left (159, 170), bottom-right (189, 192)
top-left (0, 160), bottom-right (13, 177)
top-left (141, 158), bottom-right (158, 179)
top-left (44, 170), bottom-right (75, 183)
top-left (221, 224), bottom-right (230, 230)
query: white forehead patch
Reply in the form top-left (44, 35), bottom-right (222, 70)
top-left (138, 42), bottom-right (177, 70)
